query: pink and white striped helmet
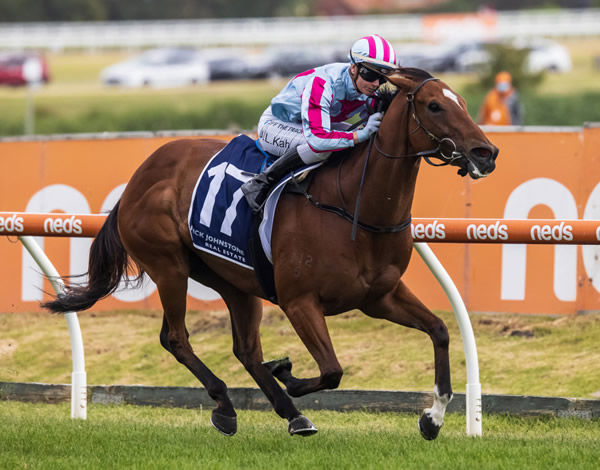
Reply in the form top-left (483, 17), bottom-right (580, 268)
top-left (349, 34), bottom-right (398, 71)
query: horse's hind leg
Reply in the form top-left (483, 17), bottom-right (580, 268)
top-left (153, 269), bottom-right (237, 436)
top-left (203, 277), bottom-right (317, 436)
top-left (362, 280), bottom-right (453, 441)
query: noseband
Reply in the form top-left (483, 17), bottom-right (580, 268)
top-left (374, 77), bottom-right (462, 167)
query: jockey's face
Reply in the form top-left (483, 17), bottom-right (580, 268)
top-left (350, 64), bottom-right (382, 96)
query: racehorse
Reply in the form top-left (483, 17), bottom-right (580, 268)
top-left (43, 68), bottom-right (498, 440)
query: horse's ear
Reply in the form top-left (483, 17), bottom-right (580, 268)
top-left (386, 72), bottom-right (414, 90)
top-left (387, 67), bottom-right (434, 89)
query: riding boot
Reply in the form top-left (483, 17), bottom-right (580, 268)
top-left (242, 147), bottom-right (304, 212)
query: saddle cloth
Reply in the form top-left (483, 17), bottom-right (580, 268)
top-left (188, 134), bottom-right (321, 275)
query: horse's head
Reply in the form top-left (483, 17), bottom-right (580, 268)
top-left (381, 68), bottom-right (498, 179)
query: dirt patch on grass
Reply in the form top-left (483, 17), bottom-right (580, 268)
top-left (0, 338), bottom-right (18, 356)
top-left (475, 315), bottom-right (536, 337)
top-left (188, 310), bottom-right (230, 335)
top-left (186, 307), bottom-right (290, 335)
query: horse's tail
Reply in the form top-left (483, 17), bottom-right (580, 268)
top-left (42, 200), bottom-right (141, 313)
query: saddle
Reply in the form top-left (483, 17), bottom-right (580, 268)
top-left (188, 135), bottom-right (323, 304)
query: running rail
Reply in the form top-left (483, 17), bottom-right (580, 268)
top-left (2, 212), bottom-right (600, 435)
top-left (17, 236), bottom-right (87, 420)
top-left (2, 212), bottom-right (599, 244)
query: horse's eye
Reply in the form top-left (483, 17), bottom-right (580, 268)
top-left (428, 102), bottom-right (442, 113)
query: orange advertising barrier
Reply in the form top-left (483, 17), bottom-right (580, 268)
top-left (3, 212), bottom-right (600, 245)
top-left (411, 218), bottom-right (600, 245)
top-left (1, 127), bottom-right (600, 314)
top-left (0, 212), bottom-right (106, 237)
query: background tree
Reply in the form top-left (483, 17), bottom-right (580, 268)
top-left (474, 43), bottom-right (545, 92)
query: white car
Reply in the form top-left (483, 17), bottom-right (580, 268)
top-left (519, 38), bottom-right (572, 73)
top-left (101, 48), bottom-right (209, 88)
top-left (452, 38), bottom-right (572, 74)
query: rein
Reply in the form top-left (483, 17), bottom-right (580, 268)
top-left (306, 196), bottom-right (412, 234)
top-left (300, 76), bottom-right (459, 239)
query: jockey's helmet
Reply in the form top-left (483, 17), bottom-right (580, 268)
top-left (349, 35), bottom-right (398, 74)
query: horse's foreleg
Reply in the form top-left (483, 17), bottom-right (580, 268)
top-left (362, 280), bottom-right (453, 441)
top-left (274, 296), bottom-right (344, 398)
top-left (225, 291), bottom-right (317, 436)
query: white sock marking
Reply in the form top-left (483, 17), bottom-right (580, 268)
top-left (424, 385), bottom-right (453, 427)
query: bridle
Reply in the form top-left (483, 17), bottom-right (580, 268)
top-left (301, 75), bottom-right (467, 240)
top-left (374, 77), bottom-right (464, 168)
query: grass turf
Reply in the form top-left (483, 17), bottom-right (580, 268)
top-left (1, 401), bottom-right (599, 470)
top-left (2, 308), bottom-right (600, 399)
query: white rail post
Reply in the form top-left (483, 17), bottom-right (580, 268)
top-left (19, 235), bottom-right (87, 419)
top-left (413, 242), bottom-right (482, 437)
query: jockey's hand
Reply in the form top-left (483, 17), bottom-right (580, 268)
top-left (355, 112), bottom-right (383, 143)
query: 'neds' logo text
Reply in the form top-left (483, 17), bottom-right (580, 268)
top-left (466, 221), bottom-right (508, 241)
top-left (411, 221), bottom-right (446, 240)
top-left (44, 216), bottom-right (83, 235)
top-left (530, 222), bottom-right (573, 242)
top-left (0, 214), bottom-right (25, 233)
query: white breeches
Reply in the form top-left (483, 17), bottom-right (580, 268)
top-left (258, 106), bottom-right (331, 164)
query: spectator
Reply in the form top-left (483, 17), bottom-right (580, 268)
top-left (478, 71), bottom-right (523, 126)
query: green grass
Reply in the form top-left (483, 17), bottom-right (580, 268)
top-left (0, 78), bottom-right (285, 135)
top-left (1, 401), bottom-right (599, 469)
top-left (0, 50), bottom-right (287, 135)
top-left (2, 309), bottom-right (600, 399)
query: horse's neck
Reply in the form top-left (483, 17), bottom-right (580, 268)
top-left (341, 111), bottom-right (420, 226)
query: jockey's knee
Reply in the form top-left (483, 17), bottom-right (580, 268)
top-left (297, 143), bottom-right (331, 164)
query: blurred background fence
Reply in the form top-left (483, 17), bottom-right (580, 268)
top-left (2, 9), bottom-right (600, 51)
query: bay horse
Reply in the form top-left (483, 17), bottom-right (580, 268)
top-left (43, 68), bottom-right (498, 440)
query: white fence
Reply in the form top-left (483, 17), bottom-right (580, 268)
top-left (0, 9), bottom-right (599, 51)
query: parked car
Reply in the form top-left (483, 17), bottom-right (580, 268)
top-left (0, 52), bottom-right (50, 86)
top-left (450, 38), bottom-right (572, 74)
top-left (202, 48), bottom-right (272, 81)
top-left (396, 43), bottom-right (459, 73)
top-left (518, 38), bottom-right (572, 73)
top-left (100, 48), bottom-right (209, 88)
top-left (266, 46), bottom-right (343, 78)
top-left (452, 41), bottom-right (494, 73)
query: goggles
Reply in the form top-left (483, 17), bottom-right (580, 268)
top-left (358, 65), bottom-right (388, 85)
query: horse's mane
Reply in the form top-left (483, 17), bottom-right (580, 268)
top-left (377, 67), bottom-right (435, 112)
top-left (397, 67), bottom-right (434, 81)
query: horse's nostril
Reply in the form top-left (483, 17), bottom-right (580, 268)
top-left (471, 147), bottom-right (492, 160)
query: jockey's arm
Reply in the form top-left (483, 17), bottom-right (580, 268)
top-left (300, 76), bottom-right (358, 153)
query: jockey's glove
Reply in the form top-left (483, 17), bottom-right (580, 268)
top-left (354, 112), bottom-right (383, 143)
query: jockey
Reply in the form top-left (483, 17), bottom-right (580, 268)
top-left (241, 34), bottom-right (399, 211)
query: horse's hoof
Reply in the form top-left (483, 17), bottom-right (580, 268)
top-left (263, 357), bottom-right (292, 378)
top-left (288, 415), bottom-right (318, 437)
top-left (418, 413), bottom-right (442, 441)
top-left (210, 410), bottom-right (237, 436)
